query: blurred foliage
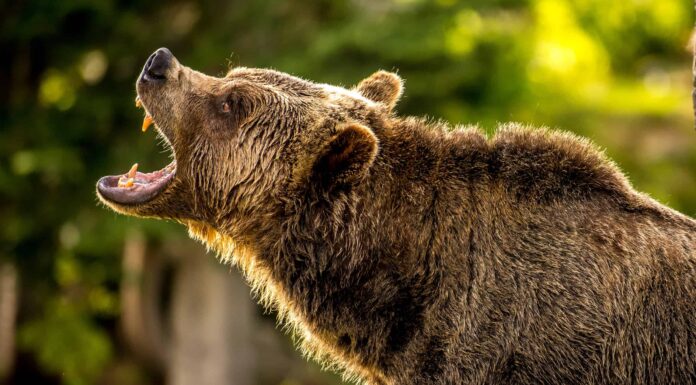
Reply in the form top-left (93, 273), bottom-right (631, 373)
top-left (19, 300), bottom-right (113, 385)
top-left (0, 0), bottom-right (694, 384)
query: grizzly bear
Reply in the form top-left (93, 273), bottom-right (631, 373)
top-left (97, 48), bottom-right (696, 385)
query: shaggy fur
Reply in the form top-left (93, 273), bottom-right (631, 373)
top-left (98, 50), bottom-right (696, 385)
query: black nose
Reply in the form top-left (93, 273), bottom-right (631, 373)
top-left (142, 47), bottom-right (172, 81)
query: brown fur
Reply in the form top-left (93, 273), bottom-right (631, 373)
top-left (98, 52), bottom-right (696, 385)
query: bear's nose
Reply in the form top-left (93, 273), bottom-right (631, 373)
top-left (142, 47), bottom-right (173, 81)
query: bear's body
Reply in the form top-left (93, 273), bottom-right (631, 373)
top-left (194, 123), bottom-right (695, 385)
top-left (99, 49), bottom-right (696, 385)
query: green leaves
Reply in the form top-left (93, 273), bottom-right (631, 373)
top-left (19, 302), bottom-right (113, 385)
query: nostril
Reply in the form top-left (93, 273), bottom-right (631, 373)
top-left (144, 48), bottom-right (173, 81)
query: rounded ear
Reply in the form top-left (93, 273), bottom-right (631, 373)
top-left (355, 71), bottom-right (403, 111)
top-left (312, 123), bottom-right (379, 189)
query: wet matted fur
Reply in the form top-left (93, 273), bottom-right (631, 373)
top-left (98, 50), bottom-right (696, 385)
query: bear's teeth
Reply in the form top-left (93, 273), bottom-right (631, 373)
top-left (118, 177), bottom-right (134, 188)
top-left (116, 163), bottom-right (139, 188)
top-left (135, 96), bottom-right (142, 108)
top-left (127, 163), bottom-right (138, 179)
top-left (142, 114), bottom-right (153, 132)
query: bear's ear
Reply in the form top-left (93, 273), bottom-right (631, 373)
top-left (355, 71), bottom-right (403, 111)
top-left (312, 123), bottom-right (379, 189)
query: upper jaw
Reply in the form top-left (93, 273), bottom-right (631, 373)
top-left (135, 52), bottom-right (182, 147)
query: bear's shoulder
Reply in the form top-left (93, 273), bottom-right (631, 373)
top-left (486, 123), bottom-right (632, 202)
top-left (390, 119), bottom-right (633, 203)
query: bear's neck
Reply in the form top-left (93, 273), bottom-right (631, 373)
top-left (239, 122), bottom-right (488, 381)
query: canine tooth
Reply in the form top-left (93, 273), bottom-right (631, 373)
top-left (117, 177), bottom-right (134, 188)
top-left (142, 115), bottom-right (153, 132)
top-left (128, 163), bottom-right (138, 179)
top-left (135, 96), bottom-right (142, 108)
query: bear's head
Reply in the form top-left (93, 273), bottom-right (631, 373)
top-left (97, 48), bottom-right (403, 238)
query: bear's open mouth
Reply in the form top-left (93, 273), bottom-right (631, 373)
top-left (97, 96), bottom-right (176, 205)
top-left (97, 162), bottom-right (176, 205)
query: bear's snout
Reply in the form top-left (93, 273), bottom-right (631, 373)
top-left (140, 47), bottom-right (173, 83)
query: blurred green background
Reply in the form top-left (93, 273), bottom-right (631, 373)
top-left (0, 0), bottom-right (694, 384)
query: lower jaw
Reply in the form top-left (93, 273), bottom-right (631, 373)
top-left (97, 161), bottom-right (176, 205)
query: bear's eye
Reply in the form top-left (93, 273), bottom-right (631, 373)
top-left (221, 101), bottom-right (231, 113)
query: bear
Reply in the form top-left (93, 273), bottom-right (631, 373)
top-left (97, 48), bottom-right (696, 385)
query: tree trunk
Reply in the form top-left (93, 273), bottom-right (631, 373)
top-left (120, 230), bottom-right (169, 371)
top-left (168, 245), bottom-right (255, 385)
top-left (0, 262), bottom-right (18, 380)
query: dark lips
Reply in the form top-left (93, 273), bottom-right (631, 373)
top-left (97, 162), bottom-right (176, 205)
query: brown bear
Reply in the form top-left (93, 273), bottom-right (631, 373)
top-left (97, 48), bottom-right (696, 385)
